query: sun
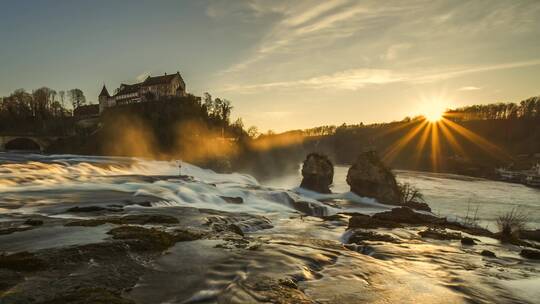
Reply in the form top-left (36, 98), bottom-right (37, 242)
top-left (424, 108), bottom-right (444, 122)
top-left (422, 102), bottom-right (447, 122)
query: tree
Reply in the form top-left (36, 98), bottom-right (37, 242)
top-left (59, 90), bottom-right (65, 107)
top-left (247, 126), bottom-right (259, 138)
top-left (68, 89), bottom-right (86, 109)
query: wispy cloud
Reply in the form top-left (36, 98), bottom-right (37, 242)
top-left (458, 86), bottom-right (482, 91)
top-left (217, 0), bottom-right (369, 74)
top-left (136, 72), bottom-right (151, 82)
top-left (382, 43), bottom-right (412, 61)
top-left (222, 59), bottom-right (540, 92)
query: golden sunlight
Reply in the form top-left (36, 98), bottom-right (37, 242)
top-left (424, 106), bottom-right (445, 122)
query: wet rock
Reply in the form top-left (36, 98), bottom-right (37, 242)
top-left (227, 223), bottom-right (245, 236)
top-left (347, 214), bottom-right (403, 229)
top-left (0, 226), bottom-right (33, 235)
top-left (300, 153), bottom-right (334, 193)
top-left (346, 151), bottom-right (400, 204)
top-left (279, 278), bottom-right (299, 289)
top-left (0, 269), bottom-right (23, 293)
top-left (1, 242), bottom-right (145, 304)
top-left (520, 229), bottom-right (540, 242)
top-left (0, 251), bottom-right (48, 271)
top-left (65, 214), bottom-right (179, 227)
top-left (244, 276), bottom-right (315, 304)
top-left (220, 196), bottom-right (244, 204)
top-left (344, 243), bottom-right (376, 256)
top-left (40, 287), bottom-right (135, 304)
top-left (23, 219), bottom-right (44, 226)
top-left (347, 229), bottom-right (400, 244)
top-left (66, 206), bottom-right (107, 213)
top-left (107, 226), bottom-right (177, 251)
top-left (401, 200), bottom-right (431, 212)
top-left (172, 228), bottom-right (206, 242)
top-left (481, 250), bottom-right (496, 258)
top-left (520, 248), bottom-right (540, 260)
top-left (290, 200), bottom-right (328, 217)
top-left (418, 228), bottom-right (462, 240)
top-left (461, 237), bottom-right (476, 245)
top-left (373, 207), bottom-right (438, 225)
top-left (321, 214), bottom-right (345, 221)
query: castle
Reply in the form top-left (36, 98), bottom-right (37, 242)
top-left (99, 71), bottom-right (186, 113)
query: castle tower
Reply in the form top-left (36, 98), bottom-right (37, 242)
top-left (98, 85), bottom-right (112, 113)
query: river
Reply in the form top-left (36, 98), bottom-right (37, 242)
top-left (1, 153), bottom-right (539, 303)
top-left (262, 166), bottom-right (540, 230)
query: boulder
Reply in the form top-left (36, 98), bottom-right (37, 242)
top-left (520, 249), bottom-right (540, 260)
top-left (372, 207), bottom-right (439, 225)
top-left (520, 229), bottom-right (540, 242)
top-left (346, 151), bottom-right (400, 204)
top-left (347, 214), bottom-right (403, 229)
top-left (480, 250), bottom-right (496, 258)
top-left (461, 237), bottom-right (476, 245)
top-left (347, 229), bottom-right (400, 244)
top-left (418, 228), bottom-right (462, 240)
top-left (300, 153), bottom-right (334, 193)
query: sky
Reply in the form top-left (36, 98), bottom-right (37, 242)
top-left (1, 0), bottom-right (539, 132)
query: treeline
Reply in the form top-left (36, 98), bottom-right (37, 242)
top-left (447, 96), bottom-right (540, 121)
top-left (240, 95), bottom-right (540, 179)
top-left (290, 96), bottom-right (540, 138)
top-left (0, 87), bottom-right (87, 135)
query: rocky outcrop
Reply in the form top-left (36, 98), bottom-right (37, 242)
top-left (372, 207), bottom-right (439, 225)
top-left (481, 250), bottom-right (496, 258)
top-left (300, 153), bottom-right (334, 193)
top-left (520, 229), bottom-right (540, 242)
top-left (346, 151), bottom-right (400, 204)
top-left (347, 213), bottom-right (403, 229)
top-left (347, 229), bottom-right (400, 244)
top-left (418, 228), bottom-right (462, 240)
top-left (520, 249), bottom-right (540, 260)
top-left (461, 237), bottom-right (476, 245)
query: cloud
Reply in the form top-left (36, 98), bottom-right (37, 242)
top-left (382, 43), bottom-right (412, 61)
top-left (458, 86), bottom-right (481, 91)
top-left (217, 0), bottom-right (369, 74)
top-left (136, 72), bottom-right (151, 82)
top-left (222, 59), bottom-right (540, 92)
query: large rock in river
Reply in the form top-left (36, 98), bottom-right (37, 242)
top-left (346, 151), bottom-right (400, 204)
top-left (300, 153), bottom-right (334, 193)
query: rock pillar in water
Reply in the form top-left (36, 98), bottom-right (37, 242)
top-left (300, 153), bottom-right (334, 193)
top-left (346, 151), bottom-right (400, 204)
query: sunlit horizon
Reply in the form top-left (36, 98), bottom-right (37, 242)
top-left (1, 1), bottom-right (540, 132)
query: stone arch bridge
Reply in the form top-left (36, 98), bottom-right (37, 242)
top-left (0, 135), bottom-right (62, 152)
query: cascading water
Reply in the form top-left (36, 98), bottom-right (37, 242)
top-left (1, 153), bottom-right (539, 304)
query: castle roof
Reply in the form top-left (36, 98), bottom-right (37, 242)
top-left (115, 83), bottom-right (142, 96)
top-left (99, 85), bottom-right (110, 97)
top-left (112, 71), bottom-right (185, 97)
top-left (142, 72), bottom-right (182, 86)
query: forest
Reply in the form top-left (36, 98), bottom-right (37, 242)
top-left (0, 87), bottom-right (85, 135)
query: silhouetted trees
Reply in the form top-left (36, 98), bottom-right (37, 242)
top-left (447, 96), bottom-right (540, 121)
top-left (68, 89), bottom-right (86, 109)
top-left (0, 87), bottom-right (77, 135)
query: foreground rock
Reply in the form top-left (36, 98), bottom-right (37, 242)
top-left (347, 207), bottom-right (494, 238)
top-left (520, 249), bottom-right (540, 260)
top-left (419, 228), bottom-right (461, 240)
top-left (346, 151), bottom-right (400, 204)
top-left (372, 207), bottom-right (439, 225)
top-left (300, 153), bottom-right (334, 193)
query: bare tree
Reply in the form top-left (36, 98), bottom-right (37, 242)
top-left (68, 89), bottom-right (86, 109)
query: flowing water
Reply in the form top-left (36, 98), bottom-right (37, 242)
top-left (1, 153), bottom-right (539, 303)
top-left (263, 166), bottom-right (540, 230)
